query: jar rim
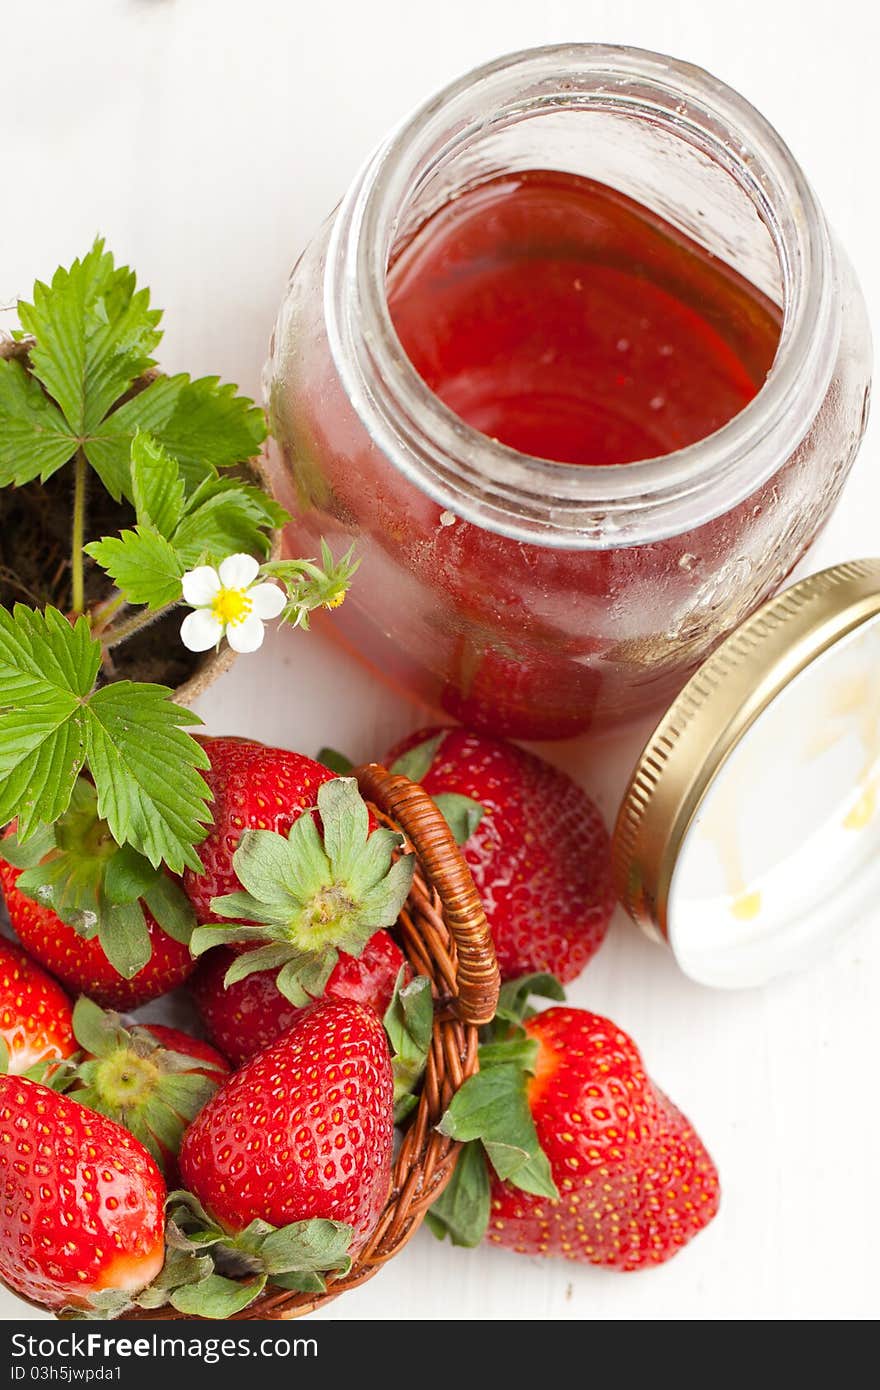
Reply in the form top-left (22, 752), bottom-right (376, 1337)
top-left (326, 44), bottom-right (837, 548)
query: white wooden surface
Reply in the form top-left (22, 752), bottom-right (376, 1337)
top-left (2, 0), bottom-right (878, 1321)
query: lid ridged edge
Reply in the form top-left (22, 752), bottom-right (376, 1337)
top-left (612, 559), bottom-right (880, 944)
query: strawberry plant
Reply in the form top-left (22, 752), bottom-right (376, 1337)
top-left (0, 242), bottom-right (357, 981)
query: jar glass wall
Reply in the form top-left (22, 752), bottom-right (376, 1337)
top-left (264, 45), bottom-right (871, 739)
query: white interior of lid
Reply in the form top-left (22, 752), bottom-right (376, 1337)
top-left (668, 613), bottom-right (880, 988)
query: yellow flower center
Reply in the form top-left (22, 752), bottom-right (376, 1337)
top-left (325, 590), bottom-right (346, 610)
top-left (211, 587), bottom-right (252, 625)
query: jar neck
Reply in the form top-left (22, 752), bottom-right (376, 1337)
top-left (326, 44), bottom-right (837, 550)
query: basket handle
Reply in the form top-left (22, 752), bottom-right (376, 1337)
top-left (355, 763), bottom-right (500, 1027)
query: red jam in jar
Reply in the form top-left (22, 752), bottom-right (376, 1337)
top-left (265, 47), bottom-right (871, 739)
top-left (387, 170), bottom-right (781, 469)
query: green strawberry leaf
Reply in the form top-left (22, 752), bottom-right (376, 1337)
top-left (257, 1219), bottom-right (352, 1278)
top-left (316, 747), bottom-right (355, 775)
top-left (424, 1139), bottom-right (491, 1248)
top-left (71, 997), bottom-right (129, 1057)
top-left (172, 477), bottom-right (284, 566)
top-left (270, 1270), bottom-right (328, 1293)
top-left (161, 1194), bottom-right (353, 1311)
top-left (84, 526), bottom-right (183, 610)
top-left (215, 941), bottom-right (297, 982)
top-left (0, 356), bottom-right (76, 486)
top-left (389, 731), bottom-right (446, 783)
top-left (170, 1273), bottom-right (268, 1319)
top-left (0, 822), bottom-right (57, 869)
top-left (17, 238), bottom-right (162, 436)
top-left (0, 605), bottom-right (212, 873)
top-left (384, 970), bottom-right (434, 1121)
top-left (276, 952), bottom-right (336, 1007)
top-left (85, 372), bottom-right (267, 500)
top-left (103, 844), bottom-right (159, 905)
top-left (0, 607), bottom-right (100, 839)
top-left (142, 874), bottom-right (197, 945)
top-left (431, 792), bottom-right (485, 845)
top-left (129, 429), bottom-right (186, 537)
top-left (12, 778), bottom-right (114, 935)
top-left (476, 1036), bottom-right (541, 1070)
top-left (96, 900), bottom-right (152, 978)
top-left (494, 972), bottom-right (566, 1026)
top-left (9, 778), bottom-right (196, 978)
top-left (85, 682), bottom-right (212, 873)
top-left (437, 1062), bottom-right (559, 1201)
top-left (134, 1248), bottom-right (215, 1310)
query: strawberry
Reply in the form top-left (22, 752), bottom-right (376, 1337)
top-left (182, 737), bottom-right (339, 924)
top-left (68, 998), bottom-right (228, 1177)
top-left (1, 859), bottom-right (195, 1009)
top-left (190, 929), bottom-right (406, 1065)
top-left (187, 760), bottom-right (414, 1020)
top-left (179, 998), bottom-right (395, 1250)
top-left (384, 726), bottom-right (614, 982)
top-left (0, 940), bottom-right (75, 1075)
top-left (432, 984), bottom-right (719, 1270)
top-left (0, 780), bottom-right (198, 1010)
top-left (0, 1076), bottom-right (166, 1312)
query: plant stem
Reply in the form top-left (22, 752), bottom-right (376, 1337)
top-left (102, 602), bottom-right (177, 649)
top-left (90, 592), bottom-right (128, 638)
top-left (71, 450), bottom-right (87, 615)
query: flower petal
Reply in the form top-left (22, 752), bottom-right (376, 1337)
top-left (247, 582), bottom-right (286, 620)
top-left (226, 614), bottom-right (265, 654)
top-left (182, 566), bottom-right (222, 607)
top-left (180, 608), bottom-right (224, 652)
top-left (218, 554), bottom-right (260, 590)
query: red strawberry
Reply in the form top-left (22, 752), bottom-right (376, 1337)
top-left (0, 853), bottom-right (195, 1009)
top-left (385, 726), bottom-right (614, 982)
top-left (68, 999), bottom-right (228, 1177)
top-left (0, 940), bottom-right (76, 1074)
top-left (190, 930), bottom-right (406, 1066)
top-left (185, 748), bottom-right (414, 1028)
top-left (182, 737), bottom-right (338, 923)
top-left (179, 998), bottom-right (394, 1250)
top-left (486, 1008), bottom-right (719, 1269)
top-left (0, 779), bottom-right (198, 1010)
top-left (0, 1076), bottom-right (166, 1311)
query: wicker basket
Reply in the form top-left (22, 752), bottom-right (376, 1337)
top-left (128, 761), bottom-right (500, 1322)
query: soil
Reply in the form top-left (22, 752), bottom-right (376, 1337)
top-left (0, 468), bottom-right (202, 691)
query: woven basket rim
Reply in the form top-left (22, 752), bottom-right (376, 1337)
top-left (123, 762), bottom-right (499, 1322)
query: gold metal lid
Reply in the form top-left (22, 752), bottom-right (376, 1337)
top-left (612, 559), bottom-right (880, 986)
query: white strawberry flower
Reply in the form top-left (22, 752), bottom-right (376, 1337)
top-left (179, 554), bottom-right (285, 655)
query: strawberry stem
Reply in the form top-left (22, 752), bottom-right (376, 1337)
top-left (102, 600), bottom-right (178, 649)
top-left (71, 449), bottom-right (87, 615)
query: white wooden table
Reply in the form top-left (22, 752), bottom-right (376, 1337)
top-left (2, 0), bottom-right (878, 1321)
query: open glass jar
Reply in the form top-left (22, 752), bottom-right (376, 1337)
top-left (264, 44), bottom-right (871, 739)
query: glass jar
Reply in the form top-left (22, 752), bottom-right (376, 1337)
top-left (264, 44), bottom-right (871, 739)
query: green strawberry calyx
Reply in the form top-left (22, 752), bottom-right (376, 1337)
top-left (1, 777), bottom-right (196, 980)
top-left (67, 998), bottom-right (226, 1175)
top-left (69, 1192), bottom-right (355, 1320)
top-left (425, 973), bottom-right (566, 1250)
top-left (192, 777), bottom-right (416, 1006)
top-left (383, 969), bottom-right (434, 1124)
